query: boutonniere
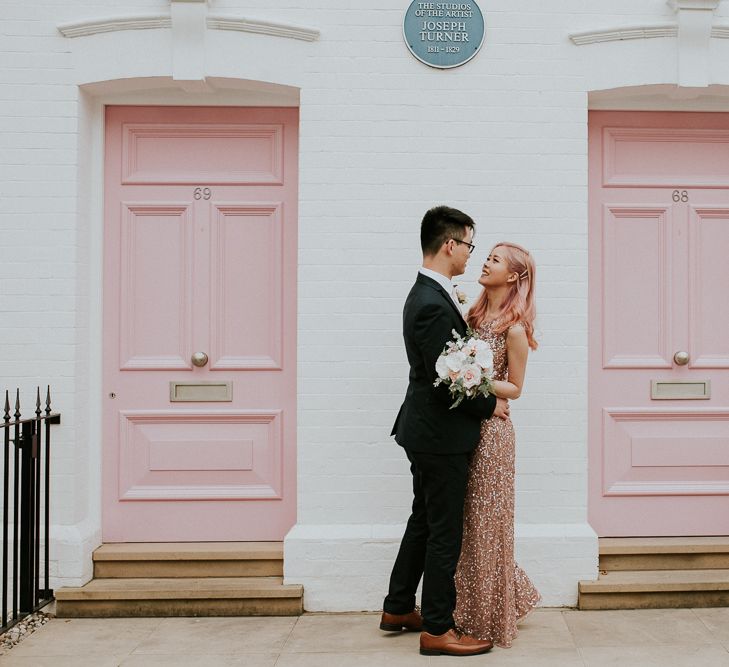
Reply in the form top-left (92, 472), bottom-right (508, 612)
top-left (455, 287), bottom-right (468, 305)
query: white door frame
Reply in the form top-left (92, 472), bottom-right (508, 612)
top-left (74, 80), bottom-right (300, 559)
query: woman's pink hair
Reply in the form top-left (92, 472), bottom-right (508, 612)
top-left (466, 242), bottom-right (538, 350)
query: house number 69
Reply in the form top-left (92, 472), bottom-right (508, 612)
top-left (194, 187), bottom-right (212, 200)
top-left (672, 190), bottom-right (688, 202)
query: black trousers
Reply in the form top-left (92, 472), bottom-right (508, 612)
top-left (383, 449), bottom-right (469, 636)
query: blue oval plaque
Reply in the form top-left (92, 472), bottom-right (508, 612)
top-left (403, 1), bottom-right (485, 69)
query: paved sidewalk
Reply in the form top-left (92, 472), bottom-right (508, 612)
top-left (2, 608), bottom-right (729, 666)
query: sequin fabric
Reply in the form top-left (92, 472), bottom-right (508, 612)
top-left (453, 320), bottom-right (541, 648)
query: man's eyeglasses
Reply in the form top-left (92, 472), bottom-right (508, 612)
top-left (451, 239), bottom-right (476, 255)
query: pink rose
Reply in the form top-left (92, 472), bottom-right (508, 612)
top-left (459, 363), bottom-right (482, 389)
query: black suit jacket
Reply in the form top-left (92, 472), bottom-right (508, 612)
top-left (391, 273), bottom-right (497, 454)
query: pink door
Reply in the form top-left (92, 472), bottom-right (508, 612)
top-left (102, 106), bottom-right (298, 541)
top-left (589, 111), bottom-right (729, 536)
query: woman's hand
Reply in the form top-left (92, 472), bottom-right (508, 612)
top-left (493, 397), bottom-right (510, 420)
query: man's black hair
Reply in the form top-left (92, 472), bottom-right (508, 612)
top-left (420, 205), bottom-right (475, 257)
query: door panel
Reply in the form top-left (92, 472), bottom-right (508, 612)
top-left (121, 123), bottom-right (284, 185)
top-left (603, 126), bottom-right (729, 187)
top-left (117, 411), bottom-right (283, 502)
top-left (690, 209), bottom-right (729, 367)
top-left (602, 206), bottom-right (672, 368)
top-left (210, 204), bottom-right (283, 370)
top-left (589, 111), bottom-right (729, 536)
top-left (103, 106), bottom-right (298, 542)
top-left (119, 203), bottom-right (193, 370)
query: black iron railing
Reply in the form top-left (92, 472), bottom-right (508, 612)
top-left (1, 387), bottom-right (59, 633)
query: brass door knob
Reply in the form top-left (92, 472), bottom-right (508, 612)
top-left (673, 351), bottom-right (690, 366)
top-left (191, 352), bottom-right (209, 367)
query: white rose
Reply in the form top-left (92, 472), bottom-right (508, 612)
top-left (463, 337), bottom-right (479, 355)
top-left (472, 338), bottom-right (489, 353)
top-left (474, 345), bottom-right (494, 373)
top-left (459, 363), bottom-right (482, 389)
top-left (435, 355), bottom-right (450, 380)
top-left (445, 350), bottom-right (467, 373)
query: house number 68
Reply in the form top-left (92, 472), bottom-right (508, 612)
top-left (672, 190), bottom-right (688, 202)
top-left (194, 187), bottom-right (212, 200)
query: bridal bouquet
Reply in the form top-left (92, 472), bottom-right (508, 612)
top-left (433, 329), bottom-right (495, 409)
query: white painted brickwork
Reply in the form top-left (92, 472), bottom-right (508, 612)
top-left (2, 0), bottom-right (729, 608)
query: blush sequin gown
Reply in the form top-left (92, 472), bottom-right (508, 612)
top-left (453, 320), bottom-right (541, 648)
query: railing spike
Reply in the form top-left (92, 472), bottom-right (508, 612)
top-left (14, 389), bottom-right (20, 420)
top-left (45, 386), bottom-right (51, 415)
top-left (3, 390), bottom-right (9, 421)
top-left (35, 387), bottom-right (42, 417)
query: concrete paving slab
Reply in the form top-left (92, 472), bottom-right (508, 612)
top-left (563, 608), bottom-right (717, 647)
top-left (8, 617), bottom-right (162, 657)
top-left (578, 644), bottom-right (729, 666)
top-left (0, 657), bottom-right (126, 667)
top-left (693, 607), bottom-right (729, 642)
top-left (282, 612), bottom-right (417, 654)
top-left (120, 654), bottom-right (279, 667)
top-left (131, 616), bottom-right (297, 655)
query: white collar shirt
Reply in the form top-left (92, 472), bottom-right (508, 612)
top-left (418, 267), bottom-right (464, 316)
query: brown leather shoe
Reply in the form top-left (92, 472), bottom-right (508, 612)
top-left (419, 629), bottom-right (493, 656)
top-left (379, 609), bottom-right (423, 632)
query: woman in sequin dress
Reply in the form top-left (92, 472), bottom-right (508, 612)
top-left (454, 242), bottom-right (541, 648)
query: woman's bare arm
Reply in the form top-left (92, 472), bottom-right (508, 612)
top-left (490, 324), bottom-right (528, 400)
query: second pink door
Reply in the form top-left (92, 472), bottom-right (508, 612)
top-left (589, 111), bottom-right (729, 536)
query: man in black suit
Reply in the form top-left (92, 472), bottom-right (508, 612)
top-left (380, 206), bottom-right (509, 657)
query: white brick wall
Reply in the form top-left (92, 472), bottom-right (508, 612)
top-left (2, 0), bottom-right (728, 607)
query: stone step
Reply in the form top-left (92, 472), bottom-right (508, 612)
top-left (599, 537), bottom-right (729, 571)
top-left (55, 576), bottom-right (303, 617)
top-left (93, 542), bottom-right (283, 578)
top-left (579, 569), bottom-right (729, 610)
